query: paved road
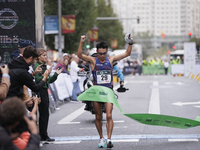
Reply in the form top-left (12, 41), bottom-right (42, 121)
top-left (41, 75), bottom-right (200, 150)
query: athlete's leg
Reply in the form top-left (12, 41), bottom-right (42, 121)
top-left (105, 102), bottom-right (114, 139)
top-left (93, 101), bottom-right (103, 138)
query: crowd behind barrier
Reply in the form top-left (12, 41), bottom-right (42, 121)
top-left (48, 71), bottom-right (85, 108)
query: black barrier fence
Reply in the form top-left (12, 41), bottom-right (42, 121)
top-left (123, 66), bottom-right (142, 75)
top-left (0, 0), bottom-right (35, 63)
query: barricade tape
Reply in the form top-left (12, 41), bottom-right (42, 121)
top-left (78, 85), bottom-right (200, 129)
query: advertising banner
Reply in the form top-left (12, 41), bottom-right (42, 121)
top-left (62, 15), bottom-right (75, 34)
top-left (184, 42), bottom-right (196, 77)
top-left (0, 0), bottom-right (35, 63)
top-left (88, 29), bottom-right (98, 41)
top-left (44, 15), bottom-right (58, 34)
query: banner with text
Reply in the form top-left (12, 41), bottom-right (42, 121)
top-left (0, 0), bottom-right (35, 63)
top-left (44, 16), bottom-right (58, 34)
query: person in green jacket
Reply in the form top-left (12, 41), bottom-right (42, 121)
top-left (34, 49), bottom-right (63, 142)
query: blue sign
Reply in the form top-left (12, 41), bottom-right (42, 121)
top-left (44, 15), bottom-right (58, 34)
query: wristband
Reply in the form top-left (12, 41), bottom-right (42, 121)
top-left (129, 43), bottom-right (133, 45)
top-left (2, 74), bottom-right (10, 82)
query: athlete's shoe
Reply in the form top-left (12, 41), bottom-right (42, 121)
top-left (98, 138), bottom-right (106, 148)
top-left (106, 141), bottom-right (114, 148)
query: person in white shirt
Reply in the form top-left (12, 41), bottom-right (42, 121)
top-left (164, 59), bottom-right (169, 75)
top-left (70, 55), bottom-right (82, 101)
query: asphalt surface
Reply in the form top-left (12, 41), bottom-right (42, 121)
top-left (41, 74), bottom-right (200, 150)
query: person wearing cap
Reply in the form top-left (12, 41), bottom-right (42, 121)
top-left (63, 53), bottom-right (69, 60)
top-left (11, 39), bottom-right (35, 59)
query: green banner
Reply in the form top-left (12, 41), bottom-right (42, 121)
top-left (77, 85), bottom-right (200, 129)
top-left (142, 65), bottom-right (171, 75)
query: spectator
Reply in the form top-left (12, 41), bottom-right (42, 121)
top-left (0, 65), bottom-right (10, 101)
top-left (7, 46), bottom-right (49, 98)
top-left (11, 39), bottom-right (35, 59)
top-left (56, 58), bottom-right (69, 74)
top-left (63, 53), bottom-right (69, 60)
top-left (13, 86), bottom-right (41, 150)
top-left (70, 55), bottom-right (82, 101)
top-left (164, 59), bottom-right (169, 75)
top-left (0, 97), bottom-right (40, 150)
top-left (34, 49), bottom-right (63, 142)
top-left (196, 42), bottom-right (199, 54)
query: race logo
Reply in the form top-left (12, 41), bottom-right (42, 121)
top-left (0, 8), bottom-right (18, 29)
top-left (86, 89), bottom-right (96, 98)
top-left (99, 91), bottom-right (108, 97)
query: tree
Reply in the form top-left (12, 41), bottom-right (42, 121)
top-left (44, 0), bottom-right (97, 53)
top-left (96, 0), bottom-right (125, 49)
top-left (133, 30), bottom-right (154, 58)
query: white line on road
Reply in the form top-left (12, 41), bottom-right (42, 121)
top-left (47, 141), bottom-right (81, 144)
top-left (194, 105), bottom-right (200, 108)
top-left (172, 101), bottom-right (200, 106)
top-left (79, 126), bottom-right (128, 130)
top-left (112, 139), bottom-right (139, 142)
top-left (168, 139), bottom-right (199, 142)
top-left (57, 105), bottom-right (85, 124)
top-left (148, 81), bottom-right (160, 114)
top-left (102, 120), bottom-right (124, 123)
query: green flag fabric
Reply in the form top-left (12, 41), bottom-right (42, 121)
top-left (77, 85), bottom-right (200, 129)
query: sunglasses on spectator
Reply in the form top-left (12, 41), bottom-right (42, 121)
top-left (98, 52), bottom-right (107, 55)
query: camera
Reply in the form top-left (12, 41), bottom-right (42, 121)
top-left (13, 116), bottom-right (32, 133)
top-left (41, 64), bottom-right (47, 74)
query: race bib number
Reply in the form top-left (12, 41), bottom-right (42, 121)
top-left (96, 70), bottom-right (111, 84)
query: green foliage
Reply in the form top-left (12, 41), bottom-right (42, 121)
top-left (133, 30), bottom-right (154, 58)
top-left (153, 45), bottom-right (170, 57)
top-left (44, 0), bottom-right (125, 53)
top-left (96, 0), bottom-right (125, 49)
top-left (44, 0), bottom-right (97, 53)
top-left (188, 37), bottom-right (200, 43)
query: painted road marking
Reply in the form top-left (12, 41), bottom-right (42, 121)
top-left (79, 126), bottom-right (128, 130)
top-left (102, 120), bottom-right (124, 123)
top-left (165, 82), bottom-right (185, 85)
top-left (112, 139), bottom-right (139, 142)
top-left (168, 139), bottom-right (198, 142)
top-left (46, 141), bottom-right (81, 144)
top-left (149, 81), bottom-right (160, 114)
top-left (52, 134), bottom-right (200, 141)
top-left (172, 101), bottom-right (200, 106)
top-left (57, 105), bottom-right (85, 124)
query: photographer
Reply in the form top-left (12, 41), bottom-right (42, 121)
top-left (7, 46), bottom-right (49, 98)
top-left (0, 65), bottom-right (10, 101)
top-left (0, 97), bottom-right (40, 150)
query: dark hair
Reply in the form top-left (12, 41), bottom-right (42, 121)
top-left (0, 97), bottom-right (26, 126)
top-left (23, 46), bottom-right (38, 59)
top-left (96, 41), bottom-right (108, 51)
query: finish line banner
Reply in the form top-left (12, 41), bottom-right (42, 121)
top-left (0, 0), bottom-right (35, 63)
top-left (77, 86), bottom-right (200, 129)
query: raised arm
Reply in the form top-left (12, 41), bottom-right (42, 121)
top-left (77, 36), bottom-right (94, 63)
top-left (109, 33), bottom-right (133, 64)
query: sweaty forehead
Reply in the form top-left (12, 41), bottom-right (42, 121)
top-left (97, 48), bottom-right (107, 53)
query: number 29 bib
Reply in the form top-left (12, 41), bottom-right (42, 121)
top-left (96, 70), bottom-right (111, 84)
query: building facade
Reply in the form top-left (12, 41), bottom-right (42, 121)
top-left (110, 0), bottom-right (199, 48)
